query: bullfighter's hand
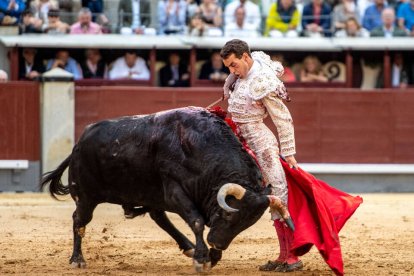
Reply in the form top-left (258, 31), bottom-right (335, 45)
top-left (285, 155), bottom-right (298, 169)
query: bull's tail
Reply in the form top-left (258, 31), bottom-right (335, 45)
top-left (40, 154), bottom-right (72, 200)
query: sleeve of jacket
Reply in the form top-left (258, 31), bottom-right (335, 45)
top-left (262, 93), bottom-right (296, 157)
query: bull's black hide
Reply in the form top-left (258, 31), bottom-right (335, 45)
top-left (40, 107), bottom-right (271, 271)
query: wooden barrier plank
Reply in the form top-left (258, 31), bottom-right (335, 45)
top-left (0, 82), bottom-right (40, 160)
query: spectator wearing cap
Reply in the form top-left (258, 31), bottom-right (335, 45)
top-left (370, 7), bottom-right (407, 37)
top-left (108, 50), bottom-right (150, 80)
top-left (70, 7), bottom-right (102, 34)
top-left (43, 9), bottom-right (70, 34)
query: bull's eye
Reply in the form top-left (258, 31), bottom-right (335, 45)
top-left (222, 211), bottom-right (233, 221)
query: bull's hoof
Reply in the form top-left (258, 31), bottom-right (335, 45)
top-left (193, 260), bottom-right (211, 273)
top-left (70, 261), bottom-right (86, 268)
top-left (209, 248), bottom-right (222, 267)
top-left (183, 248), bottom-right (195, 258)
top-left (69, 255), bottom-right (86, 268)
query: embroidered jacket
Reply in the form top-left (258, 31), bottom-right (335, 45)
top-left (226, 51), bottom-right (296, 156)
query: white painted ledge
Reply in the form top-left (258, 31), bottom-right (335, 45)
top-left (0, 160), bottom-right (29, 169)
top-left (301, 163), bottom-right (414, 174)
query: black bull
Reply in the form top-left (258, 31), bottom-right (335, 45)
top-left (40, 107), bottom-right (292, 272)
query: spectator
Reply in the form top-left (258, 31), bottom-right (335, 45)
top-left (332, 0), bottom-right (361, 32)
top-left (189, 0), bottom-right (223, 36)
top-left (0, 0), bottom-right (26, 25)
top-left (362, 0), bottom-right (387, 31)
top-left (302, 0), bottom-right (332, 37)
top-left (159, 52), bottom-right (190, 87)
top-left (56, 0), bottom-right (73, 24)
top-left (46, 49), bottom-right (83, 80)
top-left (335, 16), bottom-right (369, 37)
top-left (19, 48), bottom-right (45, 80)
top-left (81, 0), bottom-right (103, 22)
top-left (0, 69), bottom-right (8, 81)
top-left (397, 0), bottom-right (414, 32)
top-left (118, 0), bottom-right (152, 35)
top-left (80, 49), bottom-right (108, 79)
top-left (271, 53), bottom-right (296, 82)
top-left (43, 9), bottom-right (70, 34)
top-left (264, 0), bottom-right (299, 38)
top-left (224, 0), bottom-right (261, 32)
top-left (109, 50), bottom-right (150, 80)
top-left (299, 55), bottom-right (328, 82)
top-left (224, 4), bottom-right (260, 37)
top-left (370, 7), bottom-right (407, 37)
top-left (186, 0), bottom-right (200, 21)
top-left (29, 0), bottom-right (58, 28)
top-left (70, 8), bottom-right (102, 34)
top-left (19, 10), bottom-right (43, 33)
top-left (199, 51), bottom-right (229, 81)
top-left (157, 0), bottom-right (187, 35)
top-left (377, 53), bottom-right (410, 88)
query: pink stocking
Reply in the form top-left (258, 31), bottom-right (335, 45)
top-left (273, 220), bottom-right (287, 262)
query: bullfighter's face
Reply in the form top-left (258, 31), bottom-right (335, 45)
top-left (222, 53), bottom-right (252, 79)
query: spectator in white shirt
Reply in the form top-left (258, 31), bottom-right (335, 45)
top-left (225, 4), bottom-right (260, 37)
top-left (109, 50), bottom-right (150, 80)
top-left (224, 0), bottom-right (261, 32)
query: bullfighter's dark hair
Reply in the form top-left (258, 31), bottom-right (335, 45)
top-left (220, 39), bottom-right (251, 60)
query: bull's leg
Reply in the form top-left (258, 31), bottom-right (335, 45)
top-left (69, 201), bottom-right (97, 268)
top-left (163, 182), bottom-right (210, 272)
top-left (149, 210), bottom-right (195, 257)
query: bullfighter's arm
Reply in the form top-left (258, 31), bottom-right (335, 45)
top-left (262, 93), bottom-right (296, 157)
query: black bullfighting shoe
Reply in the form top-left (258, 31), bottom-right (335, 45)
top-left (274, 260), bottom-right (304, 272)
top-left (258, 260), bottom-right (284, 271)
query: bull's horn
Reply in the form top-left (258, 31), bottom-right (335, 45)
top-left (268, 195), bottom-right (295, 231)
top-left (217, 183), bottom-right (246, 213)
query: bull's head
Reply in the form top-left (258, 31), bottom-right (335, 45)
top-left (207, 183), bottom-right (294, 251)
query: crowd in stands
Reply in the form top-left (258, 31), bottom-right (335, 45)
top-left (0, 0), bottom-right (413, 37)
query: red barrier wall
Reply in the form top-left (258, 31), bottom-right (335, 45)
top-left (0, 81), bottom-right (40, 160)
top-left (75, 86), bottom-right (414, 164)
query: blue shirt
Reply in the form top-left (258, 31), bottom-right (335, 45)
top-left (397, 3), bottom-right (414, 31)
top-left (47, 57), bottom-right (83, 80)
top-left (362, 4), bottom-right (387, 31)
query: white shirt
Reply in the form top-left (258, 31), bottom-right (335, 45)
top-left (109, 56), bottom-right (150, 80)
top-left (224, 1), bottom-right (261, 31)
top-left (225, 21), bottom-right (260, 37)
top-left (392, 64), bottom-right (401, 87)
top-left (131, 0), bottom-right (141, 29)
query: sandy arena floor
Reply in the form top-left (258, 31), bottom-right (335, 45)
top-left (0, 193), bottom-right (413, 275)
